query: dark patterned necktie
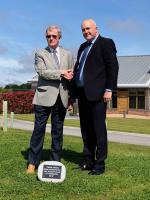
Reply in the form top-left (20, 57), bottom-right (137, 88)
top-left (75, 42), bottom-right (92, 86)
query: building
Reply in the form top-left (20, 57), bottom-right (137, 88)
top-left (109, 55), bottom-right (150, 116)
top-left (29, 55), bottom-right (150, 116)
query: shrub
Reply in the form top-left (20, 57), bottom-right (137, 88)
top-left (0, 90), bottom-right (34, 114)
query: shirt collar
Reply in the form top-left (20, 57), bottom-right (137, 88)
top-left (90, 34), bottom-right (99, 44)
top-left (49, 46), bottom-right (59, 53)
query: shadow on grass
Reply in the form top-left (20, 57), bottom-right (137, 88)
top-left (21, 148), bottom-right (82, 165)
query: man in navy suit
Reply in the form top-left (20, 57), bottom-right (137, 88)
top-left (72, 19), bottom-right (119, 175)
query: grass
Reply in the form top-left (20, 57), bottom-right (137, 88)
top-left (10, 113), bottom-right (150, 134)
top-left (0, 128), bottom-right (150, 200)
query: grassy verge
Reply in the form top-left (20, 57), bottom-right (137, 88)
top-left (10, 114), bottom-right (150, 134)
top-left (0, 128), bottom-right (150, 200)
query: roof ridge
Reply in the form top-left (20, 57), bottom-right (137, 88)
top-left (118, 55), bottom-right (150, 58)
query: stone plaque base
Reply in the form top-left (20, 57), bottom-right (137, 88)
top-left (37, 161), bottom-right (66, 183)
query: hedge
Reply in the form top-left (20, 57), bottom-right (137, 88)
top-left (0, 90), bottom-right (34, 114)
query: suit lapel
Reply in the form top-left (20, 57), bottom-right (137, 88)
top-left (44, 47), bottom-right (54, 61)
top-left (59, 47), bottom-right (65, 69)
top-left (85, 35), bottom-right (101, 59)
top-left (44, 47), bottom-right (58, 69)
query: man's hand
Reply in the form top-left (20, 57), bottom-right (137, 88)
top-left (68, 104), bottom-right (73, 112)
top-left (67, 98), bottom-right (76, 111)
top-left (103, 91), bottom-right (112, 102)
top-left (61, 69), bottom-right (73, 80)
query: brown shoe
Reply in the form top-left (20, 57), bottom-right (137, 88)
top-left (26, 164), bottom-right (35, 174)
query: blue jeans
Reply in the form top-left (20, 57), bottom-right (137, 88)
top-left (28, 95), bottom-right (66, 166)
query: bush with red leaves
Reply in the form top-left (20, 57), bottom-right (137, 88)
top-left (0, 90), bottom-right (35, 114)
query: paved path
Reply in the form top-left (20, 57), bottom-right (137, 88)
top-left (3, 118), bottom-right (150, 147)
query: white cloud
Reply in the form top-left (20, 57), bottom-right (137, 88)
top-left (0, 55), bottom-right (35, 86)
top-left (0, 57), bottom-right (23, 70)
top-left (18, 53), bottom-right (34, 73)
top-left (107, 19), bottom-right (143, 33)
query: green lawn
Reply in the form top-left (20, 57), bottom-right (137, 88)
top-left (0, 129), bottom-right (150, 200)
top-left (12, 114), bottom-right (150, 134)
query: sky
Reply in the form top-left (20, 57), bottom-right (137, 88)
top-left (0, 0), bottom-right (150, 86)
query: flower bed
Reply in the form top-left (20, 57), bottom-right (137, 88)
top-left (0, 90), bottom-right (35, 113)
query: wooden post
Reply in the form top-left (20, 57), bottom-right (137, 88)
top-left (3, 101), bottom-right (8, 132)
top-left (10, 112), bottom-right (14, 128)
top-left (123, 110), bottom-right (126, 118)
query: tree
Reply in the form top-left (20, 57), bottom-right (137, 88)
top-left (4, 83), bottom-right (31, 91)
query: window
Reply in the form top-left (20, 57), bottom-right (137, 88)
top-left (129, 90), bottom-right (136, 109)
top-left (137, 90), bottom-right (145, 109)
top-left (129, 89), bottom-right (145, 109)
top-left (129, 96), bottom-right (136, 108)
top-left (138, 96), bottom-right (145, 109)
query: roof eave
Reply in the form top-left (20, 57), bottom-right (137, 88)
top-left (118, 83), bottom-right (150, 88)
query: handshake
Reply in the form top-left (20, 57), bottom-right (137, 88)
top-left (61, 69), bottom-right (74, 80)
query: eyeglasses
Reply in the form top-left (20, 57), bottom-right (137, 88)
top-left (46, 35), bottom-right (57, 39)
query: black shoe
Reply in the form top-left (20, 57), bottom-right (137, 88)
top-left (88, 169), bottom-right (105, 175)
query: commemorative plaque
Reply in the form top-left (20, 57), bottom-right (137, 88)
top-left (37, 161), bottom-right (66, 183)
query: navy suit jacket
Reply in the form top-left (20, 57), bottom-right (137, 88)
top-left (71, 35), bottom-right (119, 101)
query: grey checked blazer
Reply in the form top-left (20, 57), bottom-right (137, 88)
top-left (32, 46), bottom-right (74, 108)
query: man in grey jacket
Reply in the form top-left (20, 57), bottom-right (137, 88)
top-left (26, 25), bottom-right (74, 174)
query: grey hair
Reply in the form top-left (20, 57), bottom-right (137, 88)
top-left (82, 19), bottom-right (97, 28)
top-left (45, 25), bottom-right (62, 38)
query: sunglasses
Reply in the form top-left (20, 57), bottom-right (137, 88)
top-left (46, 34), bottom-right (57, 39)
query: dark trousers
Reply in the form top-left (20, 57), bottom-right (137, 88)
top-left (28, 95), bottom-right (66, 166)
top-left (78, 88), bottom-right (107, 170)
